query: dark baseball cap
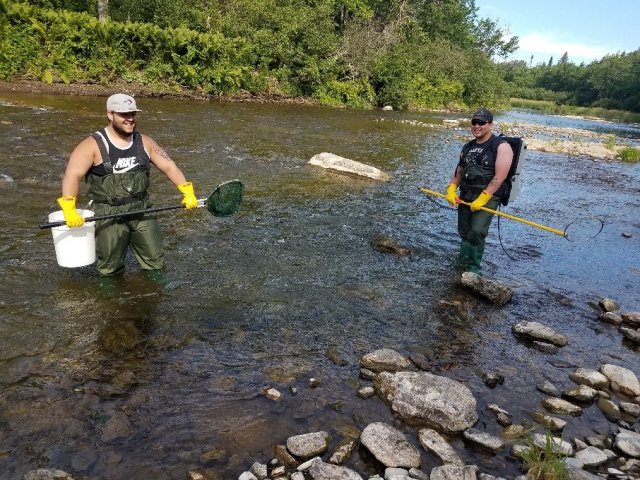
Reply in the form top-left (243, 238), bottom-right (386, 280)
top-left (471, 108), bottom-right (493, 123)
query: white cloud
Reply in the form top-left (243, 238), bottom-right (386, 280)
top-left (517, 33), bottom-right (610, 62)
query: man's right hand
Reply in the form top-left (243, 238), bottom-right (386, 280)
top-left (57, 196), bottom-right (85, 227)
top-left (445, 183), bottom-right (459, 207)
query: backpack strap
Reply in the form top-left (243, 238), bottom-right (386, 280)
top-left (91, 130), bottom-right (111, 170)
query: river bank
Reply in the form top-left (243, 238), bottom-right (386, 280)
top-left (0, 80), bottom-right (314, 105)
top-left (3, 79), bottom-right (639, 161)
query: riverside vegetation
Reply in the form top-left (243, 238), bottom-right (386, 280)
top-left (1, 0), bottom-right (639, 120)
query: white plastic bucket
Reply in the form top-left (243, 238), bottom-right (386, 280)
top-left (49, 209), bottom-right (96, 268)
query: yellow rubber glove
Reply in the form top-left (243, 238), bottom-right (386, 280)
top-left (469, 190), bottom-right (492, 212)
top-left (445, 183), bottom-right (459, 207)
top-left (57, 196), bottom-right (85, 227)
top-left (178, 181), bottom-right (198, 209)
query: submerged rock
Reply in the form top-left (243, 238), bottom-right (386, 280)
top-left (460, 272), bottom-right (512, 305)
top-left (370, 235), bottom-right (412, 256)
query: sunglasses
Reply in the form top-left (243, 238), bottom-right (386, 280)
top-left (471, 119), bottom-right (487, 126)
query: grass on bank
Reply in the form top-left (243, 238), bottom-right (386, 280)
top-left (617, 146), bottom-right (640, 163)
top-left (520, 431), bottom-right (567, 480)
top-left (510, 98), bottom-right (640, 124)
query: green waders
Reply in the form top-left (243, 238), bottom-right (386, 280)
top-left (94, 210), bottom-right (164, 276)
top-left (457, 197), bottom-right (500, 273)
top-left (87, 162), bottom-right (163, 277)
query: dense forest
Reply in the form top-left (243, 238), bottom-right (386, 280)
top-left (1, 0), bottom-right (638, 113)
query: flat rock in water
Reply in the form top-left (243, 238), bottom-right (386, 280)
top-left (460, 272), bottom-right (512, 305)
top-left (512, 321), bottom-right (568, 347)
top-left (308, 152), bottom-right (390, 181)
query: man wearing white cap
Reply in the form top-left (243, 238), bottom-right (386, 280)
top-left (56, 93), bottom-right (199, 276)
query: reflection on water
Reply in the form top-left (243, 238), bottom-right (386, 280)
top-left (0, 93), bottom-right (639, 479)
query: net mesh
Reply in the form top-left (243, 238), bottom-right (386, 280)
top-left (207, 180), bottom-right (244, 217)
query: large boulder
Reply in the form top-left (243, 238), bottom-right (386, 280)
top-left (375, 371), bottom-right (477, 433)
top-left (308, 152), bottom-right (390, 181)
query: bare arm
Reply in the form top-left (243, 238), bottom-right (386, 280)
top-left (484, 142), bottom-right (513, 195)
top-left (143, 134), bottom-right (188, 186)
top-left (61, 137), bottom-right (99, 197)
top-left (449, 162), bottom-right (462, 185)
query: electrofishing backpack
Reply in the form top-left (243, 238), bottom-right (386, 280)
top-left (496, 134), bottom-right (526, 206)
top-left (461, 134), bottom-right (526, 206)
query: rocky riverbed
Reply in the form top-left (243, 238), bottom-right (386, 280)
top-left (22, 296), bottom-right (640, 480)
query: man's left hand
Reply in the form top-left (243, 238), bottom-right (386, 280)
top-left (469, 190), bottom-right (492, 212)
top-left (178, 182), bottom-right (198, 209)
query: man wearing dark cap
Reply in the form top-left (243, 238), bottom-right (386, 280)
top-left (444, 108), bottom-right (513, 273)
top-left (56, 93), bottom-right (199, 276)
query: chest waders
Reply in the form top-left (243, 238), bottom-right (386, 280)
top-left (86, 129), bottom-right (164, 276)
top-left (456, 135), bottom-right (506, 273)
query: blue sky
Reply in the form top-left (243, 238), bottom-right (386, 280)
top-left (476, 0), bottom-right (640, 65)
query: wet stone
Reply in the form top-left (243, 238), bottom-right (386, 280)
top-left (409, 467), bottom-right (430, 480)
top-left (463, 428), bottom-right (505, 453)
top-left (429, 464), bottom-right (479, 480)
top-left (596, 398), bottom-right (621, 421)
top-left (359, 368), bottom-right (376, 381)
top-left (360, 422), bottom-right (421, 468)
top-left (274, 444), bottom-right (298, 466)
top-left (360, 348), bottom-right (412, 373)
top-left (599, 298), bottom-right (620, 312)
top-left (417, 428), bottom-right (463, 465)
top-left (460, 272), bottom-right (512, 305)
top-left (599, 312), bottom-right (623, 325)
top-left (536, 380), bottom-right (560, 397)
top-left (531, 341), bottom-right (559, 354)
top-left (575, 446), bottom-right (608, 467)
top-left (307, 459), bottom-right (364, 480)
top-left (562, 384), bottom-right (599, 403)
top-left (501, 424), bottom-right (528, 440)
top-left (532, 433), bottom-right (574, 456)
top-left (357, 386), bottom-right (375, 399)
top-left (570, 368), bottom-right (609, 389)
top-left (23, 469), bottom-right (76, 480)
top-left (529, 411), bottom-right (567, 432)
top-left (600, 364), bottom-right (640, 397)
top-left (512, 321), bottom-right (567, 347)
top-left (620, 327), bottom-right (640, 344)
top-left (328, 439), bottom-right (357, 465)
top-left (620, 401), bottom-right (640, 417)
top-left (621, 311), bottom-right (640, 325)
top-left (286, 431), bottom-right (329, 459)
top-left (542, 397), bottom-right (583, 416)
top-left (615, 428), bottom-right (640, 458)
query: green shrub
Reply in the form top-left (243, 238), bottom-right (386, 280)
top-left (312, 79), bottom-right (375, 109)
top-left (617, 147), bottom-right (640, 163)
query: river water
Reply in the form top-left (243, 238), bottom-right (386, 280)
top-left (0, 93), bottom-right (639, 479)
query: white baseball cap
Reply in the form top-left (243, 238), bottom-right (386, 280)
top-left (106, 93), bottom-right (142, 113)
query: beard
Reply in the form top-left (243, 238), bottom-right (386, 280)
top-left (112, 122), bottom-right (136, 137)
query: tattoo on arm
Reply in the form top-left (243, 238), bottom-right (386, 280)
top-left (488, 178), bottom-right (499, 187)
top-left (153, 143), bottom-right (172, 162)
